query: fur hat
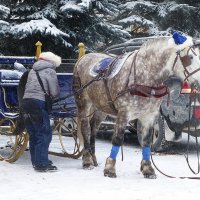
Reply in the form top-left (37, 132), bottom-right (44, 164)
top-left (39, 52), bottom-right (61, 67)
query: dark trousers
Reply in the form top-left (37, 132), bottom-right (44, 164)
top-left (22, 98), bottom-right (51, 167)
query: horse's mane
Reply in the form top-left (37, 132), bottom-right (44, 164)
top-left (140, 37), bottom-right (169, 52)
top-left (140, 35), bottom-right (193, 53)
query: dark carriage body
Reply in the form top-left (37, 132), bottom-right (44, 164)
top-left (0, 70), bottom-right (20, 117)
top-left (0, 71), bottom-right (77, 121)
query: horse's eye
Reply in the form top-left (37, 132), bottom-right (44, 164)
top-left (189, 55), bottom-right (193, 59)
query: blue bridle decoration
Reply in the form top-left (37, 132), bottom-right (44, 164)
top-left (110, 145), bottom-right (120, 160)
top-left (173, 32), bottom-right (187, 45)
top-left (142, 147), bottom-right (151, 161)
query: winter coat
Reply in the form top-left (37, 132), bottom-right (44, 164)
top-left (23, 60), bottom-right (60, 101)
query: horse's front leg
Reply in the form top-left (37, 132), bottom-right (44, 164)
top-left (140, 125), bottom-right (157, 179)
top-left (104, 111), bottom-right (127, 178)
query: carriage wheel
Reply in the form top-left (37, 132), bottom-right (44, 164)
top-left (49, 117), bottom-right (83, 159)
top-left (0, 118), bottom-right (29, 163)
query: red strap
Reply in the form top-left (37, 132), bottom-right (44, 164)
top-left (129, 84), bottom-right (168, 98)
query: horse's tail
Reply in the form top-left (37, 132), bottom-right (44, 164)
top-left (76, 116), bottom-right (84, 147)
top-left (72, 59), bottom-right (82, 93)
top-left (73, 60), bottom-right (84, 147)
top-left (73, 71), bottom-right (84, 147)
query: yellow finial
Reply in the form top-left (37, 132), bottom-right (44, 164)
top-left (35, 41), bottom-right (42, 60)
top-left (78, 42), bottom-right (85, 59)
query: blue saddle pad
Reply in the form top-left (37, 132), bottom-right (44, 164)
top-left (90, 52), bottom-right (133, 78)
top-left (94, 57), bottom-right (113, 73)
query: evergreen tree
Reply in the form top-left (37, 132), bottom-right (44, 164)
top-left (0, 0), bottom-right (200, 58)
top-left (0, 0), bottom-right (130, 57)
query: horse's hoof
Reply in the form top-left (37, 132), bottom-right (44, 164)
top-left (83, 164), bottom-right (94, 170)
top-left (93, 161), bottom-right (98, 167)
top-left (92, 154), bottom-right (98, 167)
top-left (144, 174), bottom-right (157, 179)
top-left (82, 150), bottom-right (94, 169)
top-left (140, 160), bottom-right (156, 179)
top-left (104, 157), bottom-right (116, 178)
top-left (104, 169), bottom-right (117, 178)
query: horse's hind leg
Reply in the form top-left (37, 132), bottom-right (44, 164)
top-left (76, 102), bottom-right (95, 169)
top-left (90, 111), bottom-right (106, 166)
top-left (104, 111), bottom-right (128, 178)
top-left (80, 115), bottom-right (94, 169)
top-left (140, 125), bottom-right (157, 179)
top-left (73, 71), bottom-right (95, 169)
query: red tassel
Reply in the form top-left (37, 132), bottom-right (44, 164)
top-left (194, 109), bottom-right (200, 118)
top-left (180, 82), bottom-right (191, 94)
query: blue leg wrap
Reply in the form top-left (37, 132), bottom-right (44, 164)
top-left (109, 145), bottom-right (120, 160)
top-left (142, 147), bottom-right (151, 161)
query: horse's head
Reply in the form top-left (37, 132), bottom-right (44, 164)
top-left (169, 32), bottom-right (200, 86)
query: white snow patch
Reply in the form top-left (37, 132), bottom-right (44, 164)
top-left (60, 2), bottom-right (85, 14)
top-left (0, 20), bottom-right (9, 26)
top-left (9, 18), bottom-right (72, 47)
top-left (0, 138), bottom-right (200, 200)
top-left (120, 1), bottom-right (155, 10)
top-left (0, 5), bottom-right (10, 16)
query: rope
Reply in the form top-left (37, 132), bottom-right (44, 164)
top-left (151, 92), bottom-right (200, 179)
top-left (184, 92), bottom-right (200, 174)
top-left (53, 74), bottom-right (103, 104)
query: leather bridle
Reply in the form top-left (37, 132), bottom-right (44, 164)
top-left (172, 46), bottom-right (200, 81)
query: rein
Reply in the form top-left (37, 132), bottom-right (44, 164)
top-left (151, 91), bottom-right (200, 179)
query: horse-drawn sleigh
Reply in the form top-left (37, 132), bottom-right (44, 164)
top-left (1, 32), bottom-right (200, 179)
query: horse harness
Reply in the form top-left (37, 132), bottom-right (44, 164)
top-left (117, 46), bottom-right (200, 101)
top-left (172, 47), bottom-right (200, 81)
top-left (97, 50), bottom-right (172, 115)
top-left (57, 46), bottom-right (199, 114)
top-left (98, 54), bottom-right (132, 115)
top-left (116, 50), bottom-right (169, 101)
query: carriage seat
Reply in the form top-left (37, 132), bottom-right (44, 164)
top-left (0, 70), bottom-right (23, 111)
top-left (90, 52), bottom-right (133, 79)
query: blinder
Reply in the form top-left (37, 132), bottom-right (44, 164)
top-left (175, 47), bottom-right (200, 81)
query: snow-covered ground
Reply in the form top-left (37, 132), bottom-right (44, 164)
top-left (1, 135), bottom-right (200, 200)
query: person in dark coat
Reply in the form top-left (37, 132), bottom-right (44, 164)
top-left (22, 52), bottom-right (61, 172)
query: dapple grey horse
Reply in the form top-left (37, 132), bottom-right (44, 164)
top-left (73, 33), bottom-right (200, 179)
